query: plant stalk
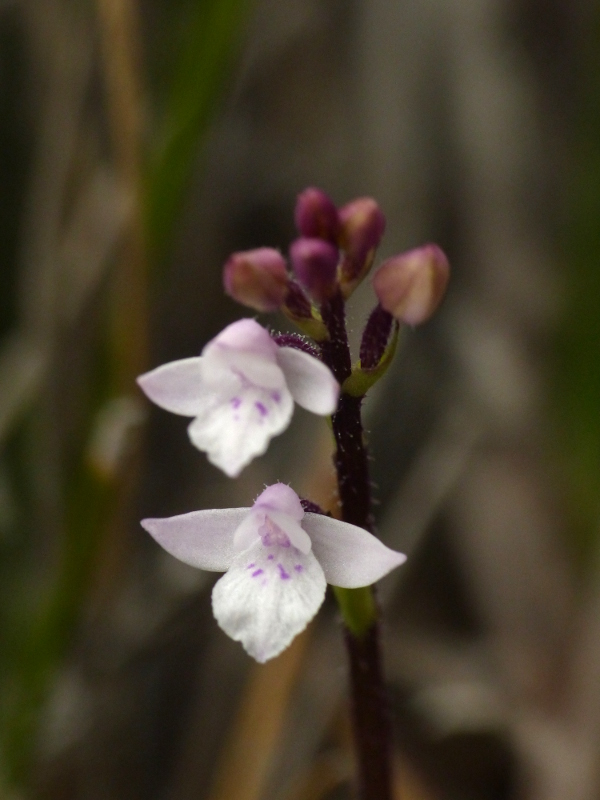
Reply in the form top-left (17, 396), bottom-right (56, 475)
top-left (320, 291), bottom-right (395, 800)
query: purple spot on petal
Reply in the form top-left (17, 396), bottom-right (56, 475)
top-left (278, 564), bottom-right (290, 580)
top-left (267, 554), bottom-right (274, 560)
top-left (294, 565), bottom-right (303, 573)
top-left (255, 401), bottom-right (268, 417)
top-left (252, 569), bottom-right (264, 577)
top-left (231, 397), bottom-right (242, 409)
top-left (247, 563), bottom-right (255, 569)
top-left (271, 391), bottom-right (281, 403)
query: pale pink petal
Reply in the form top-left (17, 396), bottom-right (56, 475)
top-left (141, 508), bottom-right (250, 571)
top-left (206, 318), bottom-right (277, 357)
top-left (212, 538), bottom-right (326, 662)
top-left (254, 483), bottom-right (304, 520)
top-left (302, 513), bottom-right (406, 588)
top-left (266, 511), bottom-right (311, 554)
top-left (137, 357), bottom-right (206, 416)
top-left (207, 348), bottom-right (285, 390)
top-left (232, 509), bottom-right (264, 551)
top-left (276, 347), bottom-right (339, 415)
top-left (188, 385), bottom-right (294, 477)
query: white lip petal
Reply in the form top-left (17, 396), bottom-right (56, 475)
top-left (141, 508), bottom-right (250, 571)
top-left (212, 538), bottom-right (326, 662)
top-left (276, 347), bottom-right (339, 415)
top-left (137, 357), bottom-right (206, 416)
top-left (302, 513), bottom-right (406, 588)
top-left (188, 384), bottom-right (294, 478)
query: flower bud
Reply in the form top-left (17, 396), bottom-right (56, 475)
top-left (223, 247), bottom-right (289, 312)
top-left (373, 244), bottom-right (450, 325)
top-left (339, 197), bottom-right (386, 262)
top-left (289, 237), bottom-right (339, 303)
top-left (294, 187), bottom-right (340, 243)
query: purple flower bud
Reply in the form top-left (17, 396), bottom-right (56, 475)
top-left (294, 187), bottom-right (341, 243)
top-left (373, 244), bottom-right (450, 325)
top-left (289, 237), bottom-right (339, 303)
top-left (339, 197), bottom-right (386, 265)
top-left (223, 248), bottom-right (289, 312)
top-left (359, 304), bottom-right (394, 370)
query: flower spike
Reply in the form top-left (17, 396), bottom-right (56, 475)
top-left (142, 484), bottom-right (406, 662)
top-left (137, 319), bottom-right (339, 477)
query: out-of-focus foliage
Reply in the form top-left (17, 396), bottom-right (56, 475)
top-left (145, 0), bottom-right (251, 262)
top-left (554, 9), bottom-right (600, 561)
top-left (0, 0), bottom-right (249, 789)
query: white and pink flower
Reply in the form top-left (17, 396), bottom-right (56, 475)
top-left (137, 319), bottom-right (339, 477)
top-left (142, 484), bottom-right (406, 662)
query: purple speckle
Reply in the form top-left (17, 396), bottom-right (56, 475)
top-left (278, 564), bottom-right (290, 580)
top-left (231, 397), bottom-right (242, 409)
top-left (255, 401), bottom-right (268, 417)
top-left (271, 391), bottom-right (281, 403)
top-left (294, 565), bottom-right (303, 573)
top-left (267, 554), bottom-right (274, 560)
top-left (252, 569), bottom-right (264, 578)
top-left (247, 563), bottom-right (256, 569)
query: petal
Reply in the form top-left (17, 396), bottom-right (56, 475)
top-left (266, 511), bottom-right (311, 554)
top-left (208, 318), bottom-right (278, 357)
top-left (302, 513), bottom-right (406, 588)
top-left (232, 509), bottom-right (264, 551)
top-left (208, 348), bottom-right (285, 391)
top-left (137, 357), bottom-right (206, 416)
top-left (212, 539), bottom-right (326, 662)
top-left (188, 385), bottom-right (294, 477)
top-left (141, 508), bottom-right (250, 571)
top-left (254, 483), bottom-right (304, 520)
top-left (276, 347), bottom-right (339, 415)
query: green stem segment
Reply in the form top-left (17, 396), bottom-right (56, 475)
top-left (332, 586), bottom-right (377, 637)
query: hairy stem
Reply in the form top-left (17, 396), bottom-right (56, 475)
top-left (319, 292), bottom-right (395, 800)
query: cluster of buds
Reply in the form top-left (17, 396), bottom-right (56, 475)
top-left (224, 187), bottom-right (450, 378)
top-left (224, 187), bottom-right (448, 318)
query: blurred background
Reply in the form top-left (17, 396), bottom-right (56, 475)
top-left (1, 0), bottom-right (600, 798)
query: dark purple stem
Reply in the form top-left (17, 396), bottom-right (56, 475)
top-left (345, 620), bottom-right (394, 800)
top-left (319, 291), bottom-right (395, 800)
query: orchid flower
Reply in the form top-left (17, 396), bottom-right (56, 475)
top-left (137, 319), bottom-right (339, 477)
top-left (142, 483), bottom-right (406, 662)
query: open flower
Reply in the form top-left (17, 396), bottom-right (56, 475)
top-left (137, 319), bottom-right (339, 477)
top-left (142, 484), bottom-right (406, 662)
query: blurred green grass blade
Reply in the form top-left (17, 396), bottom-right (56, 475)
top-left (146, 0), bottom-right (251, 262)
top-left (553, 11), bottom-right (600, 560)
